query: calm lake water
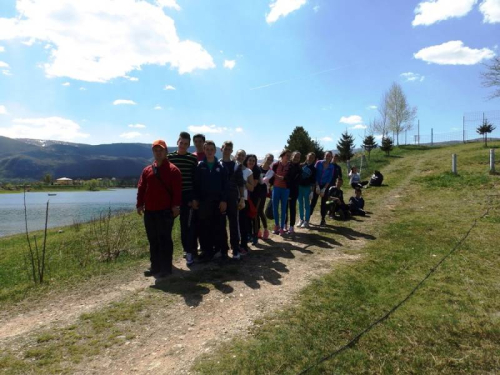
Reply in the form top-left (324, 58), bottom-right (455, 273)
top-left (0, 189), bottom-right (137, 238)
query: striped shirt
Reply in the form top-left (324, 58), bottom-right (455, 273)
top-left (167, 152), bottom-right (197, 192)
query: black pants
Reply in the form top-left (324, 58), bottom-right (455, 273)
top-left (286, 189), bottom-right (299, 227)
top-left (256, 195), bottom-right (268, 230)
top-left (180, 191), bottom-right (196, 255)
top-left (198, 200), bottom-right (227, 257)
top-left (222, 192), bottom-right (240, 254)
top-left (144, 210), bottom-right (174, 274)
top-left (351, 181), bottom-right (368, 189)
top-left (239, 201), bottom-right (249, 250)
top-left (310, 185), bottom-right (329, 220)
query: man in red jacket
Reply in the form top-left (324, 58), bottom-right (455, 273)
top-left (137, 140), bottom-right (182, 278)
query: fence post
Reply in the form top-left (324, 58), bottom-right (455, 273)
top-left (431, 128), bottom-right (433, 146)
top-left (417, 120), bottom-right (420, 145)
top-left (491, 149), bottom-right (496, 174)
top-left (452, 154), bottom-right (457, 175)
top-left (462, 115), bottom-right (465, 143)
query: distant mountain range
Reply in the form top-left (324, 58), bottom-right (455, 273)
top-left (0, 136), bottom-right (218, 181)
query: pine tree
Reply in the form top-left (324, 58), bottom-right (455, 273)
top-left (476, 119), bottom-right (496, 147)
top-left (362, 135), bottom-right (377, 160)
top-left (312, 139), bottom-right (325, 160)
top-left (285, 126), bottom-right (321, 160)
top-left (380, 137), bottom-right (394, 156)
top-left (336, 131), bottom-right (355, 162)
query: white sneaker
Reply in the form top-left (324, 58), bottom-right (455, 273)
top-left (303, 221), bottom-right (310, 228)
top-left (298, 220), bottom-right (304, 227)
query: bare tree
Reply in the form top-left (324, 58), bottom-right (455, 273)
top-left (369, 92), bottom-right (391, 137)
top-left (386, 82), bottom-right (417, 145)
top-left (482, 56), bottom-right (500, 99)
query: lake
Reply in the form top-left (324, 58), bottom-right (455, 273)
top-left (0, 189), bottom-right (137, 238)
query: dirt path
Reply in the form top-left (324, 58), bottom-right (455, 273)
top-left (0, 154), bottom-right (427, 374)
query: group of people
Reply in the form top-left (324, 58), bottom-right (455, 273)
top-left (136, 132), bottom-right (382, 278)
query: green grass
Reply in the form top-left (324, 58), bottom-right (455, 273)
top-left (194, 142), bottom-right (500, 374)
top-left (0, 211), bottom-right (182, 305)
top-left (0, 292), bottom-right (172, 374)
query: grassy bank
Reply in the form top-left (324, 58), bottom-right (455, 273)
top-left (0, 210), bottom-right (182, 305)
top-left (194, 142), bottom-right (500, 374)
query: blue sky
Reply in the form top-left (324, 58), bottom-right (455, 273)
top-left (0, 0), bottom-right (499, 157)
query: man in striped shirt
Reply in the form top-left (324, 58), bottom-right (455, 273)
top-left (168, 132), bottom-right (198, 266)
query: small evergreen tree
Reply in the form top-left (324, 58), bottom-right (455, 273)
top-left (476, 119), bottom-right (496, 147)
top-left (285, 126), bottom-right (320, 161)
top-left (362, 135), bottom-right (377, 160)
top-left (380, 137), bottom-right (394, 156)
top-left (312, 139), bottom-right (325, 160)
top-left (43, 173), bottom-right (52, 184)
top-left (336, 131), bottom-right (355, 162)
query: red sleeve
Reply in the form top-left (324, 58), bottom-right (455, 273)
top-left (136, 167), bottom-right (148, 208)
top-left (170, 164), bottom-right (182, 207)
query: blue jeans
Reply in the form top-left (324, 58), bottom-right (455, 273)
top-left (298, 185), bottom-right (311, 222)
top-left (272, 187), bottom-right (290, 229)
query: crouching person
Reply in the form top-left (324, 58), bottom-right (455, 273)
top-left (193, 141), bottom-right (228, 262)
top-left (349, 188), bottom-right (366, 216)
top-left (137, 140), bottom-right (182, 278)
top-left (326, 179), bottom-right (350, 220)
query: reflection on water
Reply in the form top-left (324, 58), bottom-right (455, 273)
top-left (0, 189), bottom-right (137, 237)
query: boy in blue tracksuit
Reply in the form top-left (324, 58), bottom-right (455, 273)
top-left (193, 141), bottom-right (228, 261)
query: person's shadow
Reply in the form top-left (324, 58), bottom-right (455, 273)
top-left (151, 224), bottom-right (375, 307)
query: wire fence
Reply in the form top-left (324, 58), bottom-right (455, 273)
top-left (390, 110), bottom-right (500, 146)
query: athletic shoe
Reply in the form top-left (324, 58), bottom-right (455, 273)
top-left (303, 221), bottom-right (310, 229)
top-left (144, 269), bottom-right (157, 277)
top-left (232, 252), bottom-right (241, 260)
top-left (298, 220), bottom-right (304, 227)
top-left (279, 228), bottom-right (286, 236)
top-left (288, 226), bottom-right (295, 234)
top-left (183, 252), bottom-right (187, 259)
top-left (263, 229), bottom-right (270, 239)
top-left (272, 225), bottom-right (280, 235)
top-left (284, 224), bottom-right (288, 231)
top-left (240, 247), bottom-right (249, 256)
top-left (186, 253), bottom-right (195, 266)
top-left (320, 219), bottom-right (326, 226)
top-left (257, 230), bottom-right (263, 239)
top-left (252, 235), bottom-right (258, 246)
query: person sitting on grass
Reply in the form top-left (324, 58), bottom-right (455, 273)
top-left (349, 166), bottom-right (369, 189)
top-left (349, 187), bottom-right (366, 216)
top-left (325, 179), bottom-right (350, 220)
top-left (369, 170), bottom-right (384, 187)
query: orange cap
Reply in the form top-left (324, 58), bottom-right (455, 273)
top-left (152, 139), bottom-right (167, 149)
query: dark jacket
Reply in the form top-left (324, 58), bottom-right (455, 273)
top-left (330, 163), bottom-right (342, 185)
top-left (327, 186), bottom-right (345, 205)
top-left (349, 196), bottom-right (365, 210)
top-left (194, 157), bottom-right (228, 202)
top-left (299, 162), bottom-right (316, 187)
top-left (287, 162), bottom-right (302, 196)
top-left (220, 159), bottom-right (245, 198)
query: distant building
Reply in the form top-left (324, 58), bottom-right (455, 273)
top-left (55, 177), bottom-right (73, 185)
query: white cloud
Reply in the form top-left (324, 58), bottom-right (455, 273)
top-left (0, 0), bottom-right (214, 82)
top-left (400, 72), bottom-right (425, 82)
top-left (414, 40), bottom-right (495, 65)
top-left (119, 131), bottom-right (142, 139)
top-left (164, 85), bottom-right (176, 90)
top-left (62, 82), bottom-right (70, 86)
top-left (156, 0), bottom-right (181, 11)
top-left (2, 70), bottom-right (12, 76)
top-left (124, 75), bottom-right (139, 82)
top-left (367, 105), bottom-right (377, 110)
top-left (224, 60), bottom-right (236, 69)
top-left (266, 0), bottom-right (307, 24)
top-left (113, 99), bottom-right (137, 105)
top-left (339, 115), bottom-right (363, 125)
top-left (0, 116), bottom-right (89, 141)
top-left (480, 0), bottom-right (500, 23)
top-left (235, 127), bottom-right (243, 132)
top-left (412, 0), bottom-right (477, 26)
top-left (350, 124), bottom-right (368, 130)
top-left (128, 124), bottom-right (146, 128)
top-left (0, 46), bottom-right (4, 52)
top-left (313, 5), bottom-right (320, 12)
top-left (0, 105), bottom-right (7, 115)
top-left (154, 105), bottom-right (162, 110)
top-left (320, 136), bottom-right (333, 142)
top-left (0, 61), bottom-right (9, 68)
top-left (188, 124), bottom-right (224, 134)
top-left (79, 87), bottom-right (86, 91)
